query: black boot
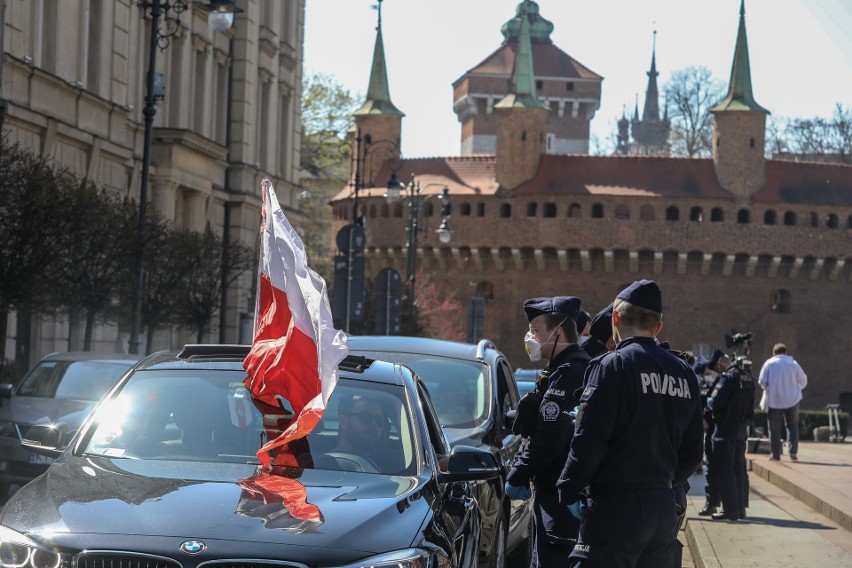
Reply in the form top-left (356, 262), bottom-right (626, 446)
top-left (698, 503), bottom-right (717, 516)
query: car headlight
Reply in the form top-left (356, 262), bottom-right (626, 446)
top-left (0, 421), bottom-right (19, 439)
top-left (334, 548), bottom-right (447, 568)
top-left (0, 526), bottom-right (62, 568)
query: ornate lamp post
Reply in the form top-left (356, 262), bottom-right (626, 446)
top-left (129, 0), bottom-right (241, 354)
top-left (385, 176), bottom-right (451, 313)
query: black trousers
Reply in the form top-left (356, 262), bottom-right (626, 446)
top-left (712, 418), bottom-right (749, 515)
top-left (530, 489), bottom-right (579, 568)
top-left (704, 424), bottom-right (720, 508)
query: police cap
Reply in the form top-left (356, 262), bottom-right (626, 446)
top-left (708, 348), bottom-right (725, 370)
top-left (588, 303), bottom-right (613, 343)
top-left (576, 309), bottom-right (591, 333)
top-left (616, 279), bottom-right (662, 313)
top-left (692, 354), bottom-right (710, 375)
top-left (523, 296), bottom-right (581, 322)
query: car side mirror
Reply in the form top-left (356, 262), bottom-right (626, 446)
top-left (21, 422), bottom-right (69, 459)
top-left (438, 445), bottom-right (501, 483)
top-left (0, 384), bottom-right (13, 399)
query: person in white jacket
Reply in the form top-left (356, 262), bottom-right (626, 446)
top-left (758, 344), bottom-right (808, 461)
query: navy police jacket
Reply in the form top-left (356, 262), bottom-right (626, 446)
top-left (557, 336), bottom-right (704, 502)
top-left (506, 344), bottom-right (590, 491)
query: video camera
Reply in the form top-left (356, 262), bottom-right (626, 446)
top-left (725, 331), bottom-right (753, 348)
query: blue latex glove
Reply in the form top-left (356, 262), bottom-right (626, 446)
top-left (567, 499), bottom-right (587, 520)
top-left (505, 481), bottom-right (532, 501)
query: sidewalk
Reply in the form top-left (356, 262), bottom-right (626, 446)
top-left (684, 441), bottom-right (852, 567)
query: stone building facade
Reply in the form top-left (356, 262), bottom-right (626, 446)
top-left (1, 0), bottom-right (305, 366)
top-left (332, 1), bottom-right (852, 410)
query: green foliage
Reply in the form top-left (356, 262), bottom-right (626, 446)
top-left (300, 72), bottom-right (358, 181)
top-left (752, 409), bottom-right (848, 440)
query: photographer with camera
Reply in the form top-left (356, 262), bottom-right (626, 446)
top-left (697, 348), bottom-right (725, 517)
top-left (758, 343), bottom-right (808, 461)
top-left (707, 333), bottom-right (756, 521)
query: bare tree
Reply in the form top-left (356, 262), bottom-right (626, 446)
top-left (663, 66), bottom-right (726, 157)
top-left (780, 104), bottom-right (851, 163)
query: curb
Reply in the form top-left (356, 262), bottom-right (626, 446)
top-left (683, 498), bottom-right (721, 568)
top-left (749, 457), bottom-right (852, 532)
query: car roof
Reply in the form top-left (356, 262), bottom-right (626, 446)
top-left (348, 336), bottom-right (503, 363)
top-left (37, 352), bottom-right (142, 363)
top-left (132, 344), bottom-right (410, 387)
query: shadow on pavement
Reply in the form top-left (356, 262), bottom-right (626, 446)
top-left (697, 516), bottom-right (836, 530)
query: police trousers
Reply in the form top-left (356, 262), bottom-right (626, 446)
top-left (568, 488), bottom-right (680, 568)
top-left (531, 489), bottom-right (579, 568)
top-left (712, 419), bottom-right (749, 516)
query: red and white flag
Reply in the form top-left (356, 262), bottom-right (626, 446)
top-left (243, 179), bottom-right (349, 468)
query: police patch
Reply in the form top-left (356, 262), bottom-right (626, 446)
top-left (541, 401), bottom-right (560, 421)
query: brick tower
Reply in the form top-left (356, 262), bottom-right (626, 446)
top-left (351, 0), bottom-right (403, 187)
top-left (494, 2), bottom-right (549, 191)
top-left (711, 0), bottom-right (769, 199)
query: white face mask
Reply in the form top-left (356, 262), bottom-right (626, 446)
top-left (524, 331), bottom-right (543, 361)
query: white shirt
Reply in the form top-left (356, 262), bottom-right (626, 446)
top-left (758, 354), bottom-right (808, 409)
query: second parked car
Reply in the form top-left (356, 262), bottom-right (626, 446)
top-left (348, 336), bottom-right (533, 568)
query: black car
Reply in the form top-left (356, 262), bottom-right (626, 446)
top-left (347, 336), bottom-right (533, 568)
top-left (0, 345), bottom-right (501, 568)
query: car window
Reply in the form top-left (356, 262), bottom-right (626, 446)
top-left (16, 360), bottom-right (134, 400)
top-left (417, 382), bottom-right (450, 458)
top-left (496, 360), bottom-right (518, 428)
top-left (82, 372), bottom-right (417, 476)
top-left (353, 351), bottom-right (491, 429)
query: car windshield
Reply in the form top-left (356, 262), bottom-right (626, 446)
top-left (16, 360), bottom-right (134, 400)
top-left (82, 371), bottom-right (418, 476)
top-left (352, 351), bottom-right (490, 429)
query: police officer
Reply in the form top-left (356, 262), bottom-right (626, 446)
top-left (506, 296), bottom-right (591, 568)
top-left (708, 353), bottom-right (756, 520)
top-left (557, 280), bottom-right (704, 567)
top-left (698, 349), bottom-right (725, 516)
top-left (579, 304), bottom-right (613, 359)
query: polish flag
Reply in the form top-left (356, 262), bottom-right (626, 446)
top-left (243, 179), bottom-right (349, 468)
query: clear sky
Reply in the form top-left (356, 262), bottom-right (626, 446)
top-left (303, 0), bottom-right (851, 158)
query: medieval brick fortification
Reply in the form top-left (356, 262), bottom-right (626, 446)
top-left (332, 1), bottom-right (852, 411)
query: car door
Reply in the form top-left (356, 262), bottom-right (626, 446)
top-left (417, 382), bottom-right (480, 568)
top-left (495, 358), bottom-right (522, 472)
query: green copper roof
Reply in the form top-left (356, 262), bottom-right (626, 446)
top-left (501, 1), bottom-right (554, 44)
top-left (354, 13), bottom-right (403, 117)
top-left (495, 3), bottom-right (548, 110)
top-left (712, 0), bottom-right (769, 114)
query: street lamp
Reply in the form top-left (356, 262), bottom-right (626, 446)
top-left (129, 0), bottom-right (241, 354)
top-left (385, 176), bottom-right (452, 312)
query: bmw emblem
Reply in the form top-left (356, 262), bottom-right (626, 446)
top-left (180, 540), bottom-right (207, 555)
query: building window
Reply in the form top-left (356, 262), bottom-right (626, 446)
top-left (615, 204), bottom-right (630, 220)
top-left (86, 0), bottom-right (102, 93)
top-left (641, 205), bottom-right (655, 221)
top-left (591, 204), bottom-right (604, 218)
top-left (193, 45), bottom-right (208, 134)
top-left (535, 80), bottom-right (543, 90)
top-left (467, 297), bottom-right (486, 343)
top-left (460, 203), bottom-right (471, 216)
top-left (568, 204), bottom-right (581, 218)
top-left (737, 209), bottom-right (750, 224)
top-left (808, 212), bottom-right (819, 227)
top-left (566, 82), bottom-right (574, 91)
top-left (475, 281), bottom-right (494, 301)
top-left (764, 210), bottom-right (777, 225)
top-left (477, 203), bottom-right (486, 217)
top-left (40, 0), bottom-right (58, 73)
top-left (750, 138), bottom-right (755, 148)
top-left (666, 206), bottom-right (679, 221)
top-left (368, 205), bottom-right (377, 218)
top-left (543, 203), bottom-right (557, 218)
top-left (500, 203), bottom-right (512, 218)
top-left (690, 207), bottom-right (703, 222)
top-left (424, 202), bottom-right (434, 217)
top-left (827, 213), bottom-right (838, 228)
top-left (393, 203), bottom-right (403, 218)
top-left (711, 207), bottom-right (724, 222)
top-left (527, 203), bottom-right (537, 217)
top-left (784, 211), bottom-right (796, 226)
top-left (770, 289), bottom-right (791, 314)
top-left (380, 204), bottom-right (389, 218)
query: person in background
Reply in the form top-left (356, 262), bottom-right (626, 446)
top-left (758, 343), bottom-right (807, 461)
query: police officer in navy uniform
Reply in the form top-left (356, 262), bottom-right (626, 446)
top-left (557, 280), bottom-right (704, 567)
top-left (708, 353), bottom-right (756, 520)
top-left (505, 296), bottom-right (591, 568)
top-left (698, 349), bottom-right (725, 516)
top-left (579, 304), bottom-right (613, 359)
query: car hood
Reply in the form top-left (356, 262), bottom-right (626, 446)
top-left (0, 396), bottom-right (95, 431)
top-left (1, 454), bottom-right (434, 561)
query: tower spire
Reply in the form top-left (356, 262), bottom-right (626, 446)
top-left (496, 2), bottom-right (547, 110)
top-left (712, 0), bottom-right (768, 113)
top-left (354, 0), bottom-right (403, 116)
top-left (642, 30), bottom-right (661, 121)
